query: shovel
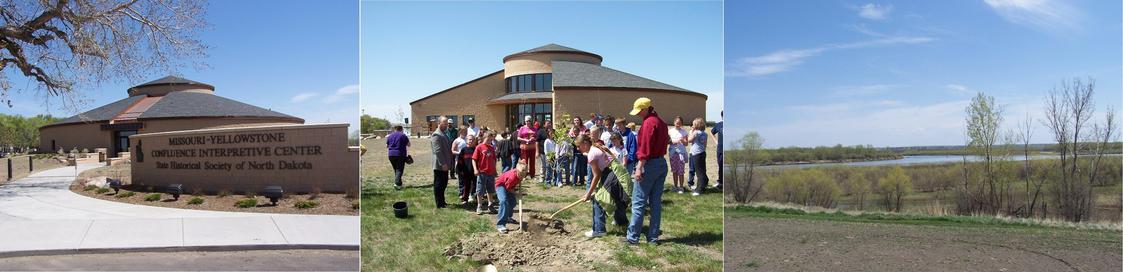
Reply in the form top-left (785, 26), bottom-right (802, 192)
top-left (518, 199), bottom-right (527, 231)
top-left (549, 199), bottom-right (585, 220)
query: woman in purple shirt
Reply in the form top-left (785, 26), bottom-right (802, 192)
top-left (386, 125), bottom-right (410, 188)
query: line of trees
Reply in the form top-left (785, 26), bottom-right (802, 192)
top-left (0, 114), bottom-right (59, 153)
top-left (727, 78), bottom-right (1120, 222)
top-left (762, 145), bottom-right (901, 164)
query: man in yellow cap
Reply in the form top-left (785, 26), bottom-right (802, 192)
top-left (625, 97), bottom-right (669, 245)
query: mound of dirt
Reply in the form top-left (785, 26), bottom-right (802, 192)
top-left (444, 214), bottom-right (609, 270)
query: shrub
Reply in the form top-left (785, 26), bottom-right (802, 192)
top-left (83, 185), bottom-right (97, 191)
top-left (95, 187), bottom-right (110, 194)
top-left (190, 188), bottom-right (203, 196)
top-left (187, 197), bottom-right (204, 205)
top-left (115, 191), bottom-right (135, 198)
top-left (294, 200), bottom-right (319, 209)
top-left (244, 191), bottom-right (257, 199)
top-left (309, 187), bottom-right (322, 200)
top-left (144, 193), bottom-right (161, 202)
top-left (217, 189), bottom-right (231, 198)
top-left (235, 198), bottom-right (257, 208)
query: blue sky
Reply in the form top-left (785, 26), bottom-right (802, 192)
top-left (2, 1), bottom-right (359, 131)
top-left (361, 0), bottom-right (723, 124)
top-left (727, 0), bottom-right (1122, 148)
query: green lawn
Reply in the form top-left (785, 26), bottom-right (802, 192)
top-left (361, 137), bottom-right (723, 271)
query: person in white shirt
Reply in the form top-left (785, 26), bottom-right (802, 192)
top-left (584, 113), bottom-right (597, 130)
top-left (668, 116), bottom-right (688, 193)
top-left (554, 135), bottom-right (572, 187)
top-left (466, 119), bottom-right (480, 138)
top-left (543, 130), bottom-right (557, 185)
top-left (450, 128), bottom-right (471, 203)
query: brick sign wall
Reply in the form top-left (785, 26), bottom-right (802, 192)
top-left (130, 124), bottom-right (358, 194)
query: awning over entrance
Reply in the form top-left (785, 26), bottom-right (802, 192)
top-left (488, 92), bottom-right (552, 105)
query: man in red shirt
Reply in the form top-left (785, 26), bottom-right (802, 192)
top-left (472, 131), bottom-right (499, 215)
top-left (626, 97), bottom-right (669, 245)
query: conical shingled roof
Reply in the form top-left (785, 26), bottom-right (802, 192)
top-left (503, 43), bottom-right (603, 62)
top-left (44, 77), bottom-right (302, 127)
top-left (128, 75), bottom-right (214, 92)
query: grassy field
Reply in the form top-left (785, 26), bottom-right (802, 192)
top-left (1, 154), bottom-right (65, 184)
top-left (726, 203), bottom-right (1122, 271)
top-left (361, 136), bottom-right (723, 271)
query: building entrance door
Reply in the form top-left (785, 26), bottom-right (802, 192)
top-left (114, 130), bottom-right (138, 157)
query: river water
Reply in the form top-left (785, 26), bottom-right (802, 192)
top-left (752, 154), bottom-right (1122, 170)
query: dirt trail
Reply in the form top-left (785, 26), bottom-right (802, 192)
top-left (726, 216), bottom-right (1122, 272)
top-left (444, 212), bottom-right (610, 271)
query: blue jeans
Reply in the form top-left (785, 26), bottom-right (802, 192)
top-left (500, 155), bottom-right (513, 172)
top-left (691, 152), bottom-right (709, 194)
top-left (627, 157), bottom-right (667, 243)
top-left (687, 154), bottom-right (697, 187)
top-left (476, 173), bottom-right (496, 196)
top-left (626, 160), bottom-right (637, 176)
top-left (591, 169), bottom-right (629, 233)
top-left (496, 186), bottom-right (516, 229)
top-left (573, 153), bottom-right (587, 184)
top-left (539, 158), bottom-right (548, 182)
top-left (556, 156), bottom-right (572, 185)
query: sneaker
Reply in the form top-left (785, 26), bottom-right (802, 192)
top-left (476, 206), bottom-right (484, 215)
top-left (460, 200), bottom-right (468, 206)
top-left (677, 189), bottom-right (684, 194)
top-left (692, 192), bottom-right (700, 196)
top-left (498, 226), bottom-right (508, 234)
top-left (584, 231), bottom-right (606, 238)
top-left (620, 237), bottom-right (638, 246)
top-left (468, 196), bottom-right (475, 203)
top-left (648, 240), bottom-right (661, 246)
top-left (394, 185), bottom-right (402, 190)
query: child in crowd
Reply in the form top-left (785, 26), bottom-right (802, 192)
top-left (495, 163), bottom-right (529, 233)
top-left (688, 118), bottom-right (710, 196)
top-left (554, 131), bottom-right (572, 187)
top-left (473, 131), bottom-right (499, 214)
top-left (609, 133), bottom-right (627, 165)
top-left (456, 135), bottom-right (478, 205)
top-left (542, 130), bottom-right (556, 185)
top-left (497, 131), bottom-right (513, 172)
top-left (668, 116), bottom-right (688, 193)
top-left (450, 126), bottom-right (467, 180)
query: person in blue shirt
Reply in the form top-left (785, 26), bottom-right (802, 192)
top-left (711, 111), bottom-right (723, 189)
top-left (623, 122), bottom-right (639, 176)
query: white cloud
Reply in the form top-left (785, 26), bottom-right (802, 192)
top-left (858, 3), bottom-right (893, 20)
top-left (945, 84), bottom-right (974, 96)
top-left (290, 92), bottom-right (319, 103)
top-left (322, 84), bottom-right (360, 104)
top-left (983, 0), bottom-right (1082, 33)
top-left (728, 36), bottom-right (934, 77)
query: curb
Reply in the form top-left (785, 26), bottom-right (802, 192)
top-left (0, 244), bottom-right (359, 258)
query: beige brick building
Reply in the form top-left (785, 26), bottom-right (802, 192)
top-left (39, 76), bottom-right (304, 156)
top-left (410, 44), bottom-right (707, 134)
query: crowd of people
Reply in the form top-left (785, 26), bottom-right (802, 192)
top-left (384, 97), bottom-right (724, 245)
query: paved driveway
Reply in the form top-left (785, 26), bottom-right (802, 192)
top-left (0, 163), bottom-right (359, 256)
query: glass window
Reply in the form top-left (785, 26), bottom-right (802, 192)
top-left (521, 76), bottom-right (530, 92)
top-left (534, 74), bottom-right (543, 91)
top-left (543, 74), bottom-right (552, 91)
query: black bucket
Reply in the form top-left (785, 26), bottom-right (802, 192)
top-left (393, 201), bottom-right (408, 218)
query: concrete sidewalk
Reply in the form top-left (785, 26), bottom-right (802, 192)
top-left (0, 163), bottom-right (358, 256)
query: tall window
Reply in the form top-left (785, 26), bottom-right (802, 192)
top-left (505, 73), bottom-right (552, 93)
top-left (506, 103), bottom-right (552, 131)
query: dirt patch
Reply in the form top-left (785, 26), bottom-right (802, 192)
top-left (726, 216), bottom-right (1122, 272)
top-left (444, 213), bottom-right (609, 271)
